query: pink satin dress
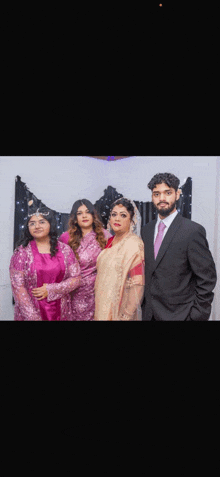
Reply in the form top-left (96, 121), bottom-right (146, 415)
top-left (31, 240), bottom-right (65, 320)
top-left (10, 240), bottom-right (81, 321)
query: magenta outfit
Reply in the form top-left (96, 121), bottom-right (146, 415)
top-left (59, 229), bottom-right (111, 321)
top-left (10, 240), bottom-right (81, 321)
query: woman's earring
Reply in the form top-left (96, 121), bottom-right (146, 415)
top-left (130, 221), bottom-right (135, 233)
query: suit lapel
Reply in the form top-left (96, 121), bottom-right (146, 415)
top-left (153, 213), bottom-right (183, 272)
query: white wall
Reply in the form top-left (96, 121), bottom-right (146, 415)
top-left (0, 156), bottom-right (218, 320)
top-left (212, 157), bottom-right (220, 321)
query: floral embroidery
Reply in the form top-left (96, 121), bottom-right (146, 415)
top-left (95, 233), bottom-right (145, 321)
top-left (10, 242), bottom-right (81, 321)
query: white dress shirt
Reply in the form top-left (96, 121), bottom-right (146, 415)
top-left (154, 210), bottom-right (179, 244)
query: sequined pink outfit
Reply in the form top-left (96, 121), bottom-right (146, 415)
top-left (59, 229), bottom-right (111, 321)
top-left (10, 241), bottom-right (81, 321)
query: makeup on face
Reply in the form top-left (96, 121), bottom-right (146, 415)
top-left (76, 204), bottom-right (94, 229)
top-left (152, 183), bottom-right (180, 218)
top-left (110, 205), bottom-right (132, 235)
top-left (28, 215), bottom-right (50, 239)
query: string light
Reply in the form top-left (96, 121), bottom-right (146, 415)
top-left (14, 175), bottom-right (192, 244)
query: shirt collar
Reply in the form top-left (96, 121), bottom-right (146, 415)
top-left (156, 209), bottom-right (178, 227)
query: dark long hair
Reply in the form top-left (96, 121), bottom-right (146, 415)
top-left (15, 207), bottom-right (59, 258)
top-left (68, 199), bottom-right (106, 259)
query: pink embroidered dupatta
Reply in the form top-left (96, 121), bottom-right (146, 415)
top-left (59, 229), bottom-right (111, 320)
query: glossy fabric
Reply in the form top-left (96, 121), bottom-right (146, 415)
top-left (31, 240), bottom-right (65, 320)
top-left (10, 240), bottom-right (81, 321)
top-left (154, 221), bottom-right (166, 259)
top-left (94, 233), bottom-right (145, 321)
top-left (59, 229), bottom-right (111, 320)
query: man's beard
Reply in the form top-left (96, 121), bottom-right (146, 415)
top-left (155, 201), bottom-right (176, 217)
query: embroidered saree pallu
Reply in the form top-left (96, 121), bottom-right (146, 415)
top-left (94, 233), bottom-right (145, 321)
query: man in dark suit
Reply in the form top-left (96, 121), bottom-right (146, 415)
top-left (141, 173), bottom-right (217, 321)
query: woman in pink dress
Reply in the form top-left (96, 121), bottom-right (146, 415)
top-left (10, 206), bottom-right (81, 321)
top-left (59, 199), bottom-right (111, 320)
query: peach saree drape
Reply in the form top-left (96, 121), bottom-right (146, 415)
top-left (94, 233), bottom-right (145, 321)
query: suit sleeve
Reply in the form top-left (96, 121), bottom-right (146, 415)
top-left (187, 226), bottom-right (217, 321)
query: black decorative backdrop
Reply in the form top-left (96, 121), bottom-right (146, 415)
top-left (13, 176), bottom-right (192, 250)
top-left (94, 180), bottom-right (192, 229)
top-left (13, 176), bottom-right (70, 251)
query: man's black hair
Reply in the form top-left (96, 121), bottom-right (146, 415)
top-left (148, 173), bottom-right (180, 192)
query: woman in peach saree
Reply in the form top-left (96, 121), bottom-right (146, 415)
top-left (94, 198), bottom-right (145, 321)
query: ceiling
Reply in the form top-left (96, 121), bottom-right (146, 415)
top-left (86, 156), bottom-right (133, 161)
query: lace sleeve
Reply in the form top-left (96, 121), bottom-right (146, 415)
top-left (10, 251), bottom-right (42, 321)
top-left (118, 259), bottom-right (145, 321)
top-left (46, 259), bottom-right (81, 302)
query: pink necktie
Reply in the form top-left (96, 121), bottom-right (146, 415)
top-left (154, 222), bottom-right (166, 259)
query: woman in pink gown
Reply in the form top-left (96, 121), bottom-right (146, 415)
top-left (59, 199), bottom-right (111, 320)
top-left (10, 206), bottom-right (81, 321)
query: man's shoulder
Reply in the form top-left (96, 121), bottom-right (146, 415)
top-left (141, 215), bottom-right (206, 238)
top-left (179, 216), bottom-right (206, 233)
top-left (142, 220), bottom-right (156, 233)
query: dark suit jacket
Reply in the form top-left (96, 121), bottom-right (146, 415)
top-left (141, 214), bottom-right (217, 321)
